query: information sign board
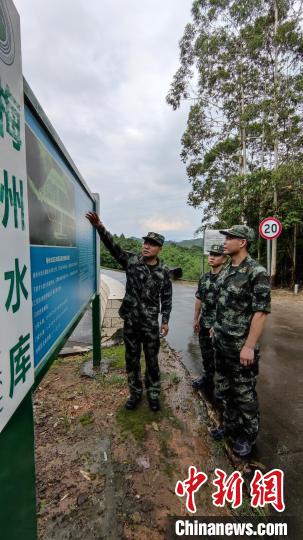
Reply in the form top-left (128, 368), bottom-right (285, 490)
top-left (24, 104), bottom-right (97, 373)
top-left (203, 229), bottom-right (224, 252)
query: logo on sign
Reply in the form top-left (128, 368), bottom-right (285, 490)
top-left (0, 0), bottom-right (15, 65)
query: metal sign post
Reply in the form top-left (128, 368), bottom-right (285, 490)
top-left (202, 230), bottom-right (205, 275)
top-left (267, 239), bottom-right (271, 276)
top-left (0, 393), bottom-right (37, 540)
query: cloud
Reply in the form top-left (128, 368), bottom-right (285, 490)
top-left (140, 217), bottom-right (190, 233)
top-left (14, 0), bottom-right (200, 240)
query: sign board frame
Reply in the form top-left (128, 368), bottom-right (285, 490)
top-left (0, 0), bottom-right (35, 434)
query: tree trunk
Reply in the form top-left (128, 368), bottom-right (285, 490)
top-left (271, 0), bottom-right (279, 285)
top-left (293, 224), bottom-right (297, 284)
top-left (240, 65), bottom-right (247, 224)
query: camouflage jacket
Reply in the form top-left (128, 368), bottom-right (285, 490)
top-left (195, 271), bottom-right (222, 329)
top-left (214, 255), bottom-right (271, 349)
top-left (97, 226), bottom-right (172, 325)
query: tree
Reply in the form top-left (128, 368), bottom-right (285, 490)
top-left (167, 0), bottom-right (303, 285)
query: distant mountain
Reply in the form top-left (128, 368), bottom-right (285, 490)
top-left (130, 236), bottom-right (203, 248)
top-left (166, 238), bottom-right (203, 248)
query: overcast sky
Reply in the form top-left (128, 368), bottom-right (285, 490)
top-left (14, 0), bottom-right (201, 241)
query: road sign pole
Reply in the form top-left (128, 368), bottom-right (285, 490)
top-left (267, 239), bottom-right (271, 275)
top-left (202, 230), bottom-right (205, 275)
top-left (0, 393), bottom-right (37, 540)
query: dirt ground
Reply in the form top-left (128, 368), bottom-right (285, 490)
top-left (34, 338), bottom-right (268, 540)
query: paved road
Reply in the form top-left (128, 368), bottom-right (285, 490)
top-left (69, 269), bottom-right (303, 528)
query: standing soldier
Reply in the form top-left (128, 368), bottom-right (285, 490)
top-left (211, 225), bottom-right (271, 457)
top-left (86, 212), bottom-right (172, 412)
top-left (192, 244), bottom-right (226, 396)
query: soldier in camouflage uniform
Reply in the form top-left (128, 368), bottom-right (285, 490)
top-left (86, 212), bottom-right (172, 411)
top-left (192, 244), bottom-right (226, 396)
top-left (211, 225), bottom-right (271, 457)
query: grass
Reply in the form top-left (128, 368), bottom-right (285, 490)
top-left (105, 374), bottom-right (125, 387)
top-left (79, 412), bottom-right (94, 426)
top-left (102, 345), bottom-right (125, 369)
top-left (116, 401), bottom-right (162, 442)
top-left (79, 383), bottom-right (89, 399)
top-left (159, 430), bottom-right (178, 479)
top-left (169, 372), bottom-right (181, 385)
top-left (116, 391), bottom-right (184, 442)
top-left (231, 493), bottom-right (268, 518)
top-left (59, 412), bottom-right (72, 430)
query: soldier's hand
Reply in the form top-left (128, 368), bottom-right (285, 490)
top-left (240, 345), bottom-right (255, 366)
top-left (193, 319), bottom-right (200, 333)
top-left (86, 211), bottom-right (103, 229)
top-left (160, 324), bottom-right (169, 337)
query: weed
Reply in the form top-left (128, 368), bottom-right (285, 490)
top-left (102, 345), bottom-right (125, 369)
top-left (96, 372), bottom-right (125, 387)
top-left (79, 383), bottom-right (89, 398)
top-left (79, 412), bottom-right (94, 426)
top-left (116, 402), bottom-right (159, 441)
top-left (253, 505), bottom-right (267, 518)
top-left (170, 372), bottom-right (181, 385)
top-left (162, 458), bottom-right (176, 479)
top-left (116, 392), bottom-right (184, 442)
top-left (106, 374), bottom-right (125, 387)
top-left (60, 412), bottom-right (71, 430)
top-left (38, 499), bottom-right (48, 514)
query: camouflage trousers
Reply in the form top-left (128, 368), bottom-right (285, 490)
top-left (199, 327), bottom-right (215, 382)
top-left (123, 318), bottom-right (160, 400)
top-left (214, 339), bottom-right (260, 442)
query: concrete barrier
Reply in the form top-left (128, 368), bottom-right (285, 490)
top-left (100, 279), bottom-right (110, 324)
top-left (101, 273), bottom-right (125, 341)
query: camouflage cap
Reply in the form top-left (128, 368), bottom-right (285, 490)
top-left (142, 232), bottom-right (165, 246)
top-left (209, 243), bottom-right (225, 255)
top-left (219, 225), bottom-right (255, 242)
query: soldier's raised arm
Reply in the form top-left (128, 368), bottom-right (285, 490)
top-left (86, 211), bottom-right (130, 270)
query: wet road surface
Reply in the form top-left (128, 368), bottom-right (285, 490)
top-left (69, 269), bottom-right (303, 526)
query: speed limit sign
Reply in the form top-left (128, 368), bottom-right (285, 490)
top-left (259, 217), bottom-right (282, 240)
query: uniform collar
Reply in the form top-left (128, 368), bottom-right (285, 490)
top-left (227, 255), bottom-right (252, 276)
top-left (139, 256), bottom-right (161, 268)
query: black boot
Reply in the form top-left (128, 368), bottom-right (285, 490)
top-left (192, 375), bottom-right (214, 394)
top-left (148, 396), bottom-right (160, 411)
top-left (124, 394), bottom-right (142, 410)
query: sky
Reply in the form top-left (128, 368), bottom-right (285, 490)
top-left (14, 0), bottom-right (202, 241)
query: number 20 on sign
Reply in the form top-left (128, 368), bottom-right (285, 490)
top-left (259, 217), bottom-right (282, 240)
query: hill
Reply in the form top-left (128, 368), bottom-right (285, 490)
top-left (100, 234), bottom-right (207, 281)
top-left (168, 238), bottom-right (203, 248)
top-left (130, 237), bottom-right (203, 249)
